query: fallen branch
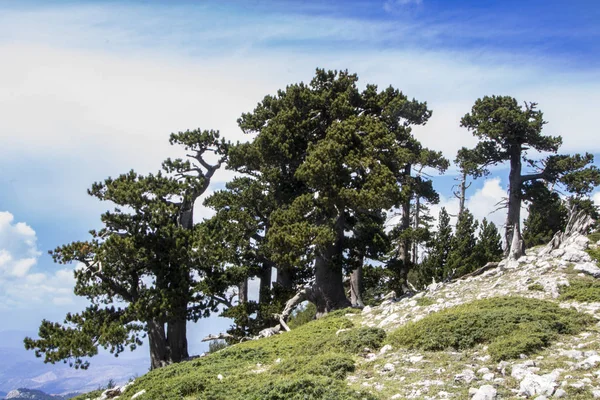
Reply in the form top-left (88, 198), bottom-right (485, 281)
top-left (455, 262), bottom-right (499, 281)
top-left (201, 332), bottom-right (233, 342)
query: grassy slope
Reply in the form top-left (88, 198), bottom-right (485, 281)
top-left (73, 233), bottom-right (600, 400)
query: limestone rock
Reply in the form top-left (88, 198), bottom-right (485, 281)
top-left (573, 262), bottom-right (600, 278)
top-left (471, 385), bottom-right (497, 400)
top-left (518, 370), bottom-right (560, 397)
top-left (130, 390), bottom-right (146, 399)
top-left (455, 369), bottom-right (476, 384)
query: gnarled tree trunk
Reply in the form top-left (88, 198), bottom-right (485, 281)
top-left (350, 263), bottom-right (365, 308)
top-left (505, 146), bottom-right (525, 258)
top-left (147, 319), bottom-right (169, 370)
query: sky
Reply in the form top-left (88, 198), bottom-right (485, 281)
top-left (1, 0), bottom-right (600, 375)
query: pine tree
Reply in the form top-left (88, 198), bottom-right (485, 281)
top-left (522, 182), bottom-right (567, 248)
top-left (460, 96), bottom-right (600, 259)
top-left (446, 209), bottom-right (479, 278)
top-left (230, 69), bottom-right (439, 315)
top-left (24, 130), bottom-right (229, 370)
top-left (417, 208), bottom-right (453, 286)
top-left (474, 218), bottom-right (503, 266)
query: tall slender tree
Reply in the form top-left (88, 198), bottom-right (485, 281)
top-left (446, 209), bottom-right (479, 277)
top-left (461, 96), bottom-right (600, 259)
top-left (474, 218), bottom-right (504, 265)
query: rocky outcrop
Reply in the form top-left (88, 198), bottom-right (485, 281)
top-left (348, 225), bottom-right (600, 399)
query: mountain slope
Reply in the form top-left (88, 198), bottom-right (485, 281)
top-left (76, 230), bottom-right (600, 399)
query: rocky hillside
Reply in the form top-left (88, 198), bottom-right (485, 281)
top-left (76, 230), bottom-right (600, 400)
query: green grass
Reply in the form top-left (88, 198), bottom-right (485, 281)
top-left (588, 232), bottom-right (600, 244)
top-left (560, 278), bottom-right (600, 302)
top-left (110, 310), bottom-right (378, 400)
top-left (415, 296), bottom-right (436, 306)
top-left (387, 296), bottom-right (594, 361)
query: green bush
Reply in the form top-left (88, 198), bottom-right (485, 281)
top-left (387, 296), bottom-right (593, 361)
top-left (560, 279), bottom-right (600, 302)
top-left (336, 327), bottom-right (386, 354)
top-left (528, 283), bottom-right (545, 292)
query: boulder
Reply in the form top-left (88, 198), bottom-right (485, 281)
top-left (471, 385), bottom-right (497, 400)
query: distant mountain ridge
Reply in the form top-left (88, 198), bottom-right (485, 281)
top-left (1, 388), bottom-right (79, 400)
top-left (0, 331), bottom-right (147, 396)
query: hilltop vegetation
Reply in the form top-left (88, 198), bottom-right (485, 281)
top-left (23, 69), bottom-right (600, 386)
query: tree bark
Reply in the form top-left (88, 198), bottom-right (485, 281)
top-left (167, 318), bottom-right (189, 362)
top-left (238, 278), bottom-right (249, 304)
top-left (312, 212), bottom-right (351, 316)
top-left (458, 170), bottom-right (467, 217)
top-left (259, 264), bottom-right (273, 305)
top-left (147, 319), bottom-right (169, 370)
top-left (350, 263), bottom-right (365, 308)
top-left (505, 146), bottom-right (525, 258)
top-left (313, 252), bottom-right (351, 316)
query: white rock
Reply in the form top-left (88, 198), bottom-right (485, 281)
top-left (471, 385), bottom-right (497, 400)
top-left (362, 306), bottom-right (372, 314)
top-left (379, 344), bottom-right (393, 354)
top-left (391, 395), bottom-right (402, 399)
top-left (131, 390), bottom-right (146, 399)
top-left (593, 389), bottom-right (600, 398)
top-left (577, 354), bottom-right (600, 369)
top-left (409, 355), bottom-right (424, 363)
top-left (482, 373), bottom-right (495, 381)
top-left (518, 371), bottom-right (560, 397)
top-left (553, 388), bottom-right (567, 398)
top-left (382, 363), bottom-right (395, 373)
top-left (217, 374), bottom-right (224, 380)
top-left (534, 396), bottom-right (548, 400)
top-left (574, 262), bottom-right (600, 278)
top-left (558, 349), bottom-right (583, 360)
top-left (455, 369), bottom-right (476, 384)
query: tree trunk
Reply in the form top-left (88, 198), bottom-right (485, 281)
top-left (275, 266), bottom-right (292, 292)
top-left (350, 263), bottom-right (364, 308)
top-left (412, 195), bottom-right (420, 265)
top-left (458, 170), bottom-right (467, 217)
top-left (505, 147), bottom-right (524, 258)
top-left (147, 319), bottom-right (169, 370)
top-left (238, 278), bottom-right (248, 304)
top-left (313, 253), bottom-right (351, 316)
top-left (399, 165), bottom-right (412, 266)
top-left (312, 212), bottom-right (351, 317)
top-left (259, 264), bottom-right (273, 304)
top-left (167, 318), bottom-right (189, 362)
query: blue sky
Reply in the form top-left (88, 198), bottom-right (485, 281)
top-left (1, 0), bottom-right (600, 379)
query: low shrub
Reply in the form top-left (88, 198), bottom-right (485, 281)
top-left (560, 279), bottom-right (600, 302)
top-left (336, 327), bottom-right (386, 354)
top-left (528, 283), bottom-right (545, 292)
top-left (387, 296), bottom-right (593, 361)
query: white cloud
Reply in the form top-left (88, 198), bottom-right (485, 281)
top-left (384, 0), bottom-right (423, 12)
top-left (0, 211), bottom-right (77, 309)
top-left (593, 191), bottom-right (600, 207)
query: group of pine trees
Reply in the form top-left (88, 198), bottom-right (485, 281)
top-left (24, 70), bottom-right (600, 371)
